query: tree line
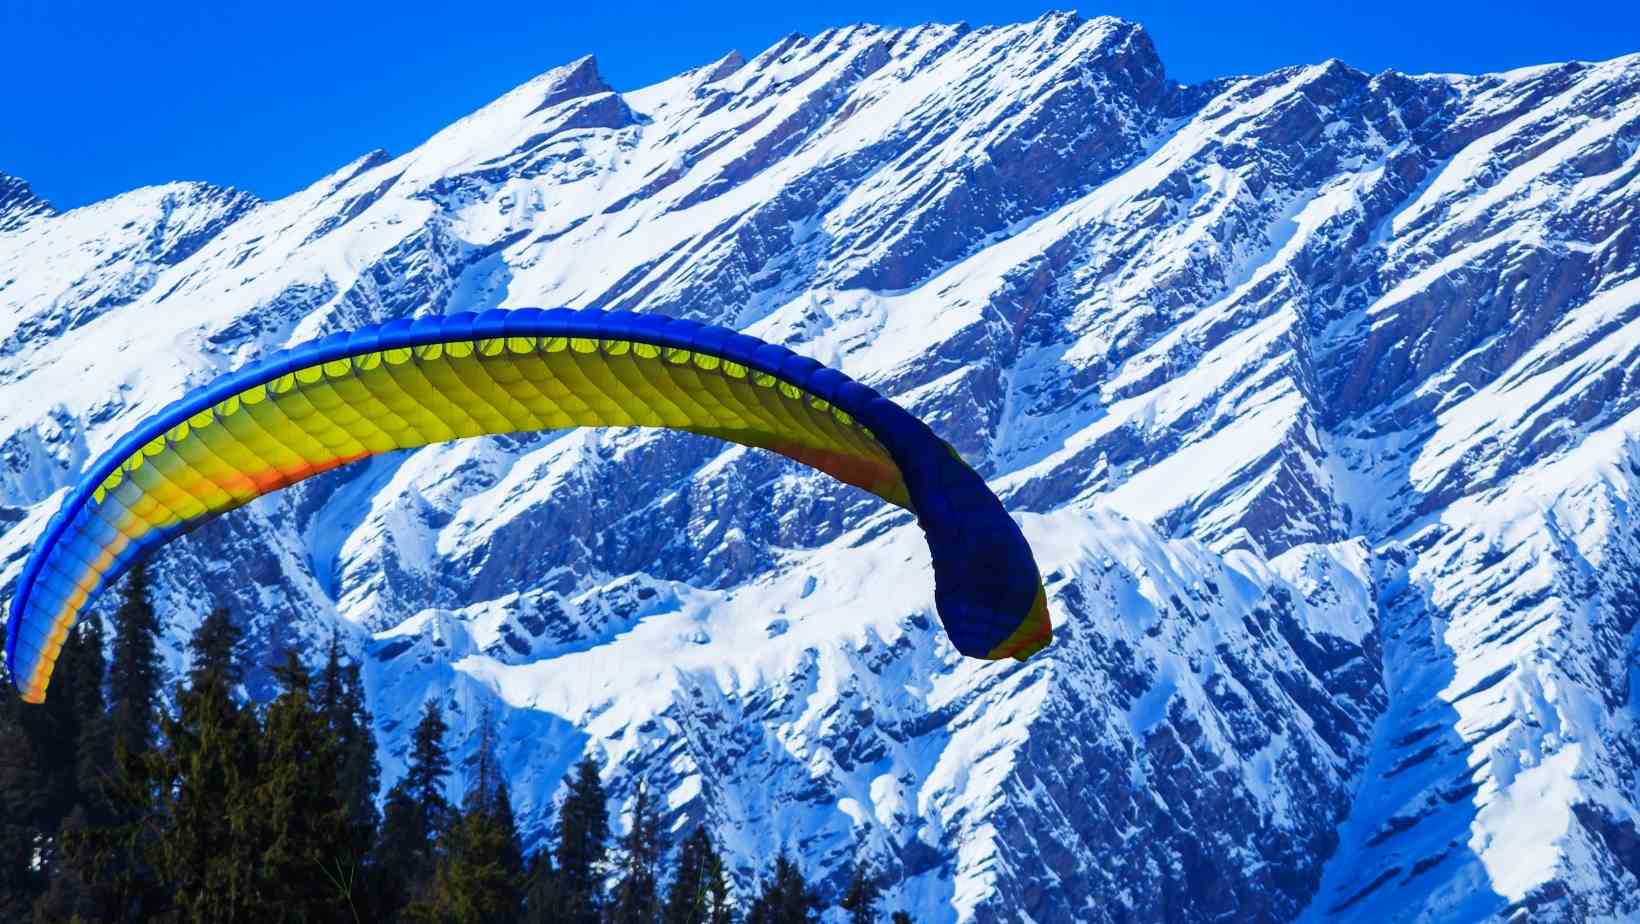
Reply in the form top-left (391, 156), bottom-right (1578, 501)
top-left (0, 570), bottom-right (916, 923)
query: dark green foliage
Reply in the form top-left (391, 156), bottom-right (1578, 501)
top-left (663, 825), bottom-right (734, 924)
top-left (406, 708), bottom-right (524, 923)
top-left (463, 707), bottom-right (506, 822)
top-left (377, 700), bottom-right (455, 919)
top-left (28, 611), bottom-right (106, 821)
top-left (745, 852), bottom-right (818, 924)
top-left (35, 625), bottom-right (115, 922)
top-left (489, 781), bottom-right (524, 888)
top-left (892, 912), bottom-right (914, 924)
top-left (606, 783), bottom-right (664, 924)
top-left (376, 787), bottom-right (425, 917)
top-left (247, 651), bottom-right (356, 920)
top-left (107, 568), bottom-right (162, 761)
top-left (30, 805), bottom-right (99, 923)
top-left (145, 610), bottom-right (261, 924)
top-left (78, 641), bottom-right (363, 922)
top-left (66, 614), bottom-right (112, 828)
top-left (405, 700), bottom-right (455, 830)
top-left (31, 616), bottom-right (136, 924)
top-left (409, 784), bottom-right (525, 923)
top-left (15, 613), bottom-right (108, 920)
top-left (185, 609), bottom-right (240, 689)
top-left (837, 854), bottom-right (881, 924)
top-left (555, 755), bottom-right (609, 924)
top-left (0, 684), bottom-right (46, 920)
top-left (317, 632), bottom-right (381, 864)
top-left (65, 568), bottom-right (166, 921)
top-left (60, 686), bottom-right (171, 921)
top-left (520, 849), bottom-right (561, 924)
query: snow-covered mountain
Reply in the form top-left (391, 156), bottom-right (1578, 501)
top-left (3, 12), bottom-right (1638, 921)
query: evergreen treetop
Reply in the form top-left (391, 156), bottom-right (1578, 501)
top-left (375, 697), bottom-right (456, 920)
top-left (664, 825), bottom-right (735, 924)
top-left (555, 754), bottom-right (609, 924)
top-left (250, 651), bottom-right (355, 921)
top-left (407, 767), bottom-right (525, 924)
top-left (606, 782), bottom-right (665, 924)
top-left (147, 610), bottom-right (259, 924)
top-left (746, 852), bottom-right (819, 924)
top-left (838, 853), bottom-right (882, 924)
top-left (405, 699), bottom-right (454, 830)
top-left (185, 608), bottom-right (240, 690)
top-left (107, 567), bottom-right (162, 761)
top-left (317, 631), bottom-right (381, 861)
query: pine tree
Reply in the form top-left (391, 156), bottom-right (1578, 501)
top-left (520, 849), bottom-right (561, 924)
top-left (745, 853), bottom-right (818, 924)
top-left (555, 755), bottom-right (609, 924)
top-left (606, 783), bottom-right (664, 924)
top-left (490, 781), bottom-right (524, 887)
top-left (405, 700), bottom-right (454, 832)
top-left (664, 826), bottom-right (710, 924)
top-left (23, 614), bottom-right (108, 919)
top-left (39, 614), bottom-right (158, 924)
top-left (147, 607), bottom-right (261, 924)
top-left (60, 567), bottom-right (168, 923)
top-left (58, 702), bottom-right (170, 921)
top-left (408, 785), bottom-right (525, 923)
top-left (247, 651), bottom-right (354, 921)
top-left (30, 805), bottom-right (98, 923)
top-left (703, 849), bottom-right (735, 924)
top-left (25, 613), bottom-right (104, 823)
top-left (67, 613), bottom-right (112, 827)
top-left (0, 684), bottom-right (45, 921)
top-left (70, 568), bottom-right (166, 921)
top-left (107, 568), bottom-right (162, 761)
top-left (376, 787), bottom-right (423, 918)
top-left (664, 826), bottom-right (733, 924)
top-left (376, 699), bottom-right (454, 918)
top-left (465, 706), bottom-right (505, 820)
top-left (317, 632), bottom-right (381, 865)
top-left (406, 709), bottom-right (525, 923)
top-left (837, 853), bottom-right (881, 924)
top-left (185, 608), bottom-right (240, 688)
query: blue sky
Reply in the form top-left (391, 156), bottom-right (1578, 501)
top-left (3, 1), bottom-right (1636, 210)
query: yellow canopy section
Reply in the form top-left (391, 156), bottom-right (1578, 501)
top-left (97, 332), bottom-right (909, 535)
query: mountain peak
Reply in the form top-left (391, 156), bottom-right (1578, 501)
top-left (1025, 9), bottom-right (1150, 42)
top-left (698, 49), bottom-right (746, 84)
top-left (1032, 8), bottom-right (1086, 28)
top-left (531, 54), bottom-right (615, 114)
top-left (0, 173), bottom-right (56, 231)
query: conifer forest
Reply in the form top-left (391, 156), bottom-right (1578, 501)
top-left (0, 569), bottom-right (910, 923)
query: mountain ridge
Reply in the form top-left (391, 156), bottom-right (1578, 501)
top-left (2, 12), bottom-right (1638, 921)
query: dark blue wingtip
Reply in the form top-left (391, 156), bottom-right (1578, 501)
top-left (892, 436), bottom-right (1050, 661)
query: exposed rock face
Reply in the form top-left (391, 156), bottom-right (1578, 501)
top-left (2, 15), bottom-right (1637, 922)
top-left (0, 174), bottom-right (55, 232)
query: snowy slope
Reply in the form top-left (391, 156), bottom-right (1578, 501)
top-left (2, 12), bottom-right (1638, 921)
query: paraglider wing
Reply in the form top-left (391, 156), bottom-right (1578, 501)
top-left (6, 308), bottom-right (1050, 703)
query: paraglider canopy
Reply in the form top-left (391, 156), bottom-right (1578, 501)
top-left (6, 308), bottom-right (1051, 703)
